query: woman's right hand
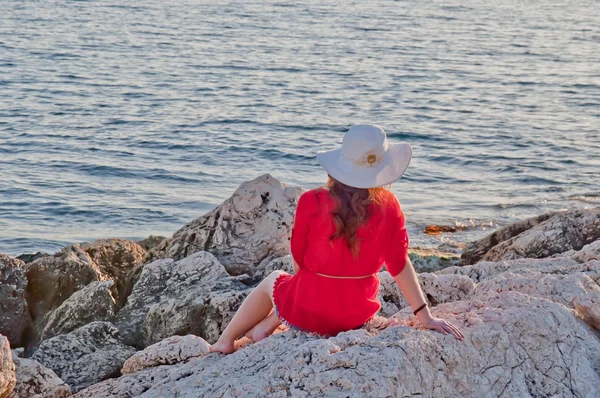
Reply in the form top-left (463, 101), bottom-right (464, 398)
top-left (425, 317), bottom-right (464, 341)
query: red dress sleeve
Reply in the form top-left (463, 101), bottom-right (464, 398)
top-left (384, 196), bottom-right (410, 277)
top-left (290, 190), bottom-right (320, 268)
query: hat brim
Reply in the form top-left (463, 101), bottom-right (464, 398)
top-left (316, 143), bottom-right (413, 189)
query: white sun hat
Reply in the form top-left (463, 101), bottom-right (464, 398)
top-left (316, 124), bottom-right (412, 189)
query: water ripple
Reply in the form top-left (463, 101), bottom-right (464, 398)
top-left (1, 0), bottom-right (599, 255)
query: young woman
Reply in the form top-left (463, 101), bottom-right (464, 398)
top-left (210, 124), bottom-right (464, 354)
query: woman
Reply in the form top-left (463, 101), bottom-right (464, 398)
top-left (210, 124), bottom-right (464, 354)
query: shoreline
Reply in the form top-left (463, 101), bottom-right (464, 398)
top-left (1, 174), bottom-right (599, 396)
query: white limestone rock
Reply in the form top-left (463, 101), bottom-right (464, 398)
top-left (0, 254), bottom-right (31, 348)
top-left (121, 335), bottom-right (210, 374)
top-left (560, 240), bottom-right (600, 263)
top-left (0, 336), bottom-right (16, 398)
top-left (113, 251), bottom-right (251, 348)
top-left (376, 271), bottom-right (475, 317)
top-left (148, 174), bottom-right (304, 275)
top-left (39, 281), bottom-right (116, 342)
top-left (74, 291), bottom-right (600, 398)
top-left (473, 269), bottom-right (600, 308)
top-left (462, 211), bottom-right (558, 264)
top-left (31, 322), bottom-right (136, 393)
top-left (464, 207), bottom-right (600, 264)
top-left (9, 351), bottom-right (71, 398)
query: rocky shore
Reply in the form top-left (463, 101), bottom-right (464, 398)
top-left (1, 174), bottom-right (599, 397)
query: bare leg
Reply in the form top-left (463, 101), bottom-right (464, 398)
top-left (210, 271), bottom-right (286, 354)
top-left (245, 311), bottom-right (282, 342)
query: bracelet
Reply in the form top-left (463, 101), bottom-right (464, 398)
top-left (413, 303), bottom-right (428, 316)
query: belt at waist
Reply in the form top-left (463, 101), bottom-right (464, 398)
top-left (302, 268), bottom-right (374, 279)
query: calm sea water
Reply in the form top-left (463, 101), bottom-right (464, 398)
top-left (1, 1), bottom-right (599, 257)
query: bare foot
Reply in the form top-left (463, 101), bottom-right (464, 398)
top-left (245, 323), bottom-right (273, 342)
top-left (209, 339), bottom-right (235, 354)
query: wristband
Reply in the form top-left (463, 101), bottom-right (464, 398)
top-left (413, 302), bottom-right (428, 316)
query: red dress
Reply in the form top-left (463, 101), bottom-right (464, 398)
top-left (273, 188), bottom-right (409, 337)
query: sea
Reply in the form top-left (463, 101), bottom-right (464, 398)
top-left (1, 0), bottom-right (599, 257)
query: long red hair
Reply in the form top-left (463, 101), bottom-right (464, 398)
top-left (326, 175), bottom-right (393, 259)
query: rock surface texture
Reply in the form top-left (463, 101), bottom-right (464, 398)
top-left (39, 281), bottom-right (116, 342)
top-left (79, 239), bottom-right (147, 309)
top-left (9, 351), bottom-right (71, 398)
top-left (121, 335), bottom-right (210, 374)
top-left (73, 240), bottom-right (600, 398)
top-left (25, 245), bottom-right (106, 322)
top-left (463, 207), bottom-right (600, 264)
top-left (148, 174), bottom-right (303, 275)
top-left (0, 336), bottom-right (16, 398)
top-left (7, 178), bottom-right (600, 397)
top-left (24, 240), bottom-right (146, 352)
top-left (113, 251), bottom-right (251, 348)
top-left (31, 322), bottom-right (136, 393)
top-left (0, 254), bottom-right (31, 347)
top-left (75, 292), bottom-right (600, 397)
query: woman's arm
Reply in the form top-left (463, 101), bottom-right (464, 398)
top-left (393, 256), bottom-right (464, 341)
top-left (293, 259), bottom-right (300, 275)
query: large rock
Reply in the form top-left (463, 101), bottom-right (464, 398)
top-left (31, 322), bottom-right (136, 393)
top-left (25, 245), bottom-right (106, 323)
top-left (9, 351), bottom-right (71, 398)
top-left (113, 251), bottom-right (251, 348)
top-left (377, 271), bottom-right (474, 317)
top-left (463, 207), bottom-right (600, 264)
top-left (25, 240), bottom-right (146, 352)
top-left (0, 336), bottom-right (16, 398)
top-left (78, 239), bottom-right (146, 309)
top-left (121, 335), bottom-right (210, 374)
top-left (148, 174), bottom-right (303, 275)
top-left (0, 254), bottom-right (31, 347)
top-left (75, 291), bottom-right (600, 398)
top-left (74, 240), bottom-right (600, 397)
top-left (39, 281), bottom-right (116, 342)
top-left (462, 211), bottom-right (558, 264)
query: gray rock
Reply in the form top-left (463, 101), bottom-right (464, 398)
top-left (148, 174), bottom-right (303, 275)
top-left (78, 239), bottom-right (147, 309)
top-left (25, 240), bottom-right (147, 352)
top-left (74, 291), bottom-right (600, 398)
top-left (463, 207), bottom-right (600, 264)
top-left (39, 281), bottom-right (116, 342)
top-left (377, 271), bottom-right (475, 317)
top-left (462, 211), bottom-right (558, 264)
top-left (9, 351), bottom-right (71, 398)
top-left (121, 335), bottom-right (210, 374)
top-left (31, 322), bottom-right (135, 393)
top-left (16, 252), bottom-right (49, 264)
top-left (25, 245), bottom-right (105, 323)
top-left (0, 254), bottom-right (31, 347)
top-left (113, 251), bottom-right (251, 348)
top-left (0, 336), bottom-right (16, 398)
top-left (136, 236), bottom-right (166, 252)
top-left (257, 255), bottom-right (294, 280)
top-left (560, 240), bottom-right (600, 263)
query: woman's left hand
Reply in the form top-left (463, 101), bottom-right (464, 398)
top-left (425, 317), bottom-right (464, 341)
